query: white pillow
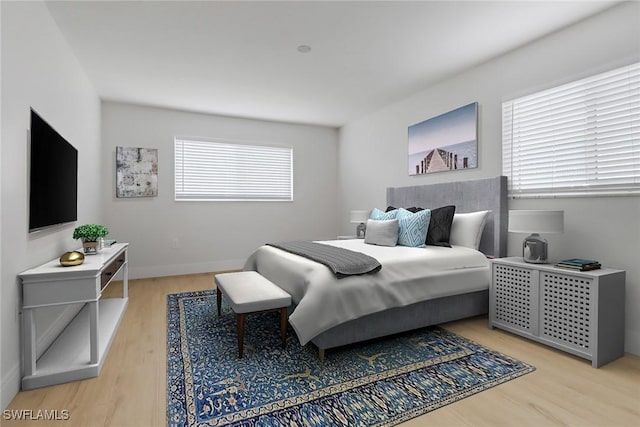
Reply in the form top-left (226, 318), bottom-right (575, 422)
top-left (364, 219), bottom-right (399, 247)
top-left (449, 210), bottom-right (490, 250)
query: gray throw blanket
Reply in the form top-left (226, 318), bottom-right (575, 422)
top-left (266, 241), bottom-right (382, 279)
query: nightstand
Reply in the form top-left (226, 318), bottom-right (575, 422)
top-left (489, 257), bottom-right (625, 367)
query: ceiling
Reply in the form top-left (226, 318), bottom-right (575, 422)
top-left (46, 1), bottom-right (618, 127)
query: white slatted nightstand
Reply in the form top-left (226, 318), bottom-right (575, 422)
top-left (489, 257), bottom-right (625, 368)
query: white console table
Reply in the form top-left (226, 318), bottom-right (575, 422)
top-left (19, 243), bottom-right (129, 390)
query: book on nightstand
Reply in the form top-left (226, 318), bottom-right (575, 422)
top-left (555, 258), bottom-right (601, 271)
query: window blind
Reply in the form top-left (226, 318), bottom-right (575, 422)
top-left (175, 138), bottom-right (293, 201)
top-left (503, 61), bottom-right (640, 198)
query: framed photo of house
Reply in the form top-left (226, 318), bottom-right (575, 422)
top-left (116, 147), bottom-right (158, 197)
top-left (408, 102), bottom-right (478, 175)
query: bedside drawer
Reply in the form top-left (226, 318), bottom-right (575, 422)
top-left (101, 255), bottom-right (125, 289)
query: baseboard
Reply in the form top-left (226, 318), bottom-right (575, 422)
top-left (128, 258), bottom-right (245, 280)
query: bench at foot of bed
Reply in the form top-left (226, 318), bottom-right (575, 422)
top-left (215, 271), bottom-right (291, 358)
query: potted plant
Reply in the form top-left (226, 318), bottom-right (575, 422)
top-left (73, 224), bottom-right (109, 254)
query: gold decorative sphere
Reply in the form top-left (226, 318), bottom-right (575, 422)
top-left (59, 251), bottom-right (85, 267)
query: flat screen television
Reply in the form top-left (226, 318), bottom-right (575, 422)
top-left (29, 109), bottom-right (78, 232)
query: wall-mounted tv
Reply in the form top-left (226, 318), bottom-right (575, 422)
top-left (29, 109), bottom-right (78, 232)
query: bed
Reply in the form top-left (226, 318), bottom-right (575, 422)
top-left (244, 176), bottom-right (507, 358)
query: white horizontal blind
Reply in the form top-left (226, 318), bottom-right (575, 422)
top-left (175, 138), bottom-right (293, 201)
top-left (503, 62), bottom-right (640, 198)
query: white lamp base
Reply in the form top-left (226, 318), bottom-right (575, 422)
top-left (523, 233), bottom-right (548, 263)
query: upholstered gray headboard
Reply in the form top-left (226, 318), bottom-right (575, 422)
top-left (387, 176), bottom-right (508, 257)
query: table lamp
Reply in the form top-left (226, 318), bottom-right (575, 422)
top-left (508, 210), bottom-right (564, 263)
top-left (350, 210), bottom-right (370, 238)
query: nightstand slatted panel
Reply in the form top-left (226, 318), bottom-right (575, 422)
top-left (540, 273), bottom-right (592, 351)
top-left (493, 264), bottom-right (533, 332)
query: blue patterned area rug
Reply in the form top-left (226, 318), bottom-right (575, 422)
top-left (167, 290), bottom-right (534, 426)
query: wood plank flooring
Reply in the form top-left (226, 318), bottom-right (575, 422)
top-left (4, 273), bottom-right (639, 426)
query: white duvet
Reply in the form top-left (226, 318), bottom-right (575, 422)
top-left (243, 239), bottom-right (489, 345)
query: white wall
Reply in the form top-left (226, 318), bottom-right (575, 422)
top-left (0, 0), bottom-right (4, 410)
top-left (101, 102), bottom-right (339, 279)
top-left (1, 1), bottom-right (102, 408)
top-left (338, 2), bottom-right (640, 354)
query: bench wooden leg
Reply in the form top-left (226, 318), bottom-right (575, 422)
top-left (237, 313), bottom-right (245, 358)
top-left (216, 288), bottom-right (222, 316)
top-left (279, 308), bottom-right (287, 348)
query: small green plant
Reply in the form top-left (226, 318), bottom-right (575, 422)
top-left (73, 224), bottom-right (109, 241)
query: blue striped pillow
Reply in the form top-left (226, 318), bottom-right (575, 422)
top-left (396, 208), bottom-right (431, 247)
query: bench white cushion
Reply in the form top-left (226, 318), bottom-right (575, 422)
top-left (215, 271), bottom-right (291, 314)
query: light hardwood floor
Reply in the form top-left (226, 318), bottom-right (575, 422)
top-left (4, 273), bottom-right (640, 426)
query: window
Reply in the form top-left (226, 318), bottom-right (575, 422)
top-left (503, 62), bottom-right (640, 198)
top-left (175, 138), bottom-right (293, 201)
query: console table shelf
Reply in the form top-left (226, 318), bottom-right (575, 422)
top-left (19, 243), bottom-right (129, 390)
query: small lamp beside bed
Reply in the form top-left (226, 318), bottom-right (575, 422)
top-left (350, 210), bottom-right (370, 238)
top-left (509, 210), bottom-right (564, 264)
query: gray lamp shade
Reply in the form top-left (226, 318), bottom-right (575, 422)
top-left (508, 210), bottom-right (564, 264)
top-left (350, 210), bottom-right (370, 224)
top-left (508, 210), bottom-right (564, 234)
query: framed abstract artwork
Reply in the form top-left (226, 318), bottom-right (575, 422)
top-left (116, 147), bottom-right (158, 197)
top-left (408, 102), bottom-right (478, 176)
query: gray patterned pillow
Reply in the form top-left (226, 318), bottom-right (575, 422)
top-left (364, 219), bottom-right (399, 246)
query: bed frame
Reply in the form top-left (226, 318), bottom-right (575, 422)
top-left (312, 176), bottom-right (508, 359)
